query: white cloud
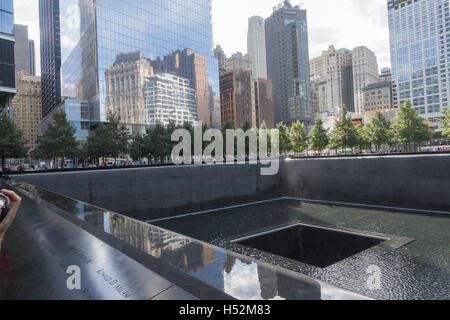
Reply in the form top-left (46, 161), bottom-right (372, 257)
top-left (13, 0), bottom-right (392, 76)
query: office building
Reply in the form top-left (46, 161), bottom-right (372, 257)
top-left (388, 0), bottom-right (449, 119)
top-left (252, 78), bottom-right (274, 128)
top-left (14, 24), bottom-right (36, 75)
top-left (214, 45), bottom-right (228, 75)
top-left (311, 75), bottom-right (328, 114)
top-left (380, 67), bottom-right (392, 82)
top-left (327, 47), bottom-right (354, 114)
top-left (39, 0), bottom-right (220, 133)
top-left (248, 16), bottom-right (268, 79)
top-left (39, 0), bottom-right (61, 118)
top-left (227, 52), bottom-right (252, 73)
top-left (143, 73), bottom-right (198, 126)
top-left (220, 71), bottom-right (274, 129)
top-left (352, 46), bottom-right (379, 115)
top-left (310, 45), bottom-right (336, 78)
top-left (265, 1), bottom-right (312, 125)
top-left (29, 40), bottom-right (36, 76)
top-left (11, 71), bottom-right (42, 150)
top-left (220, 71), bottom-right (252, 128)
top-left (363, 81), bottom-right (393, 113)
top-left (0, 0), bottom-right (15, 113)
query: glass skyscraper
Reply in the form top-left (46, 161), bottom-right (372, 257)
top-left (40, 0), bottom-right (220, 129)
top-left (265, 0), bottom-right (312, 125)
top-left (0, 0), bottom-right (15, 113)
top-left (388, 0), bottom-right (450, 120)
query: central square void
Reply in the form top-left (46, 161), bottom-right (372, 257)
top-left (234, 224), bottom-right (387, 268)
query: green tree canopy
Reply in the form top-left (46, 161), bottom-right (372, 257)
top-left (87, 112), bottom-right (129, 162)
top-left (391, 102), bottom-right (433, 152)
top-left (0, 113), bottom-right (28, 168)
top-left (129, 134), bottom-right (146, 161)
top-left (144, 122), bottom-right (169, 162)
top-left (366, 111), bottom-right (392, 152)
top-left (329, 106), bottom-right (359, 153)
top-left (309, 117), bottom-right (329, 153)
top-left (356, 125), bottom-right (371, 152)
top-left (34, 110), bottom-right (79, 163)
top-left (276, 122), bottom-right (291, 154)
top-left (442, 108), bottom-right (450, 138)
top-left (289, 120), bottom-right (309, 154)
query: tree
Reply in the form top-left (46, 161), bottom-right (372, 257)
top-left (144, 122), bottom-right (168, 163)
top-left (289, 120), bottom-right (309, 154)
top-left (329, 106), bottom-right (359, 153)
top-left (366, 111), bottom-right (392, 152)
top-left (276, 122), bottom-right (291, 155)
top-left (0, 113), bottom-right (28, 169)
top-left (391, 102), bottom-right (433, 152)
top-left (129, 134), bottom-right (146, 161)
top-left (86, 112), bottom-right (129, 164)
top-left (309, 117), bottom-right (329, 153)
top-left (356, 125), bottom-right (371, 152)
top-left (34, 110), bottom-right (79, 167)
top-left (442, 108), bottom-right (450, 138)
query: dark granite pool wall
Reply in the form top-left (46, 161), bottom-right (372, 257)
top-left (280, 154), bottom-right (450, 212)
top-left (11, 154), bottom-right (450, 218)
top-left (11, 164), bottom-right (282, 221)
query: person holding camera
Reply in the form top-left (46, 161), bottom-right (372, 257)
top-left (0, 189), bottom-right (22, 252)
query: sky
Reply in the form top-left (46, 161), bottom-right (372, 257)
top-left (13, 0), bottom-right (391, 75)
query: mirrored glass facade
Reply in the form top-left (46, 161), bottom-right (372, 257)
top-left (0, 0), bottom-right (15, 113)
top-left (53, 0), bottom-right (220, 127)
top-left (388, 0), bottom-right (450, 119)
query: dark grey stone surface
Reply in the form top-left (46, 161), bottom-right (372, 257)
top-left (12, 154), bottom-right (450, 217)
top-left (11, 164), bottom-right (281, 221)
top-left (280, 155), bottom-right (450, 212)
top-left (0, 182), bottom-right (203, 300)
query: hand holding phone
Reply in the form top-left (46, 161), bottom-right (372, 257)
top-left (0, 195), bottom-right (10, 224)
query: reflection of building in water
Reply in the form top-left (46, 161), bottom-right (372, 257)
top-left (105, 51), bottom-right (154, 124)
top-left (143, 73), bottom-right (197, 126)
top-left (257, 264), bottom-right (321, 300)
top-left (102, 213), bottom-right (217, 273)
top-left (151, 49), bottom-right (211, 126)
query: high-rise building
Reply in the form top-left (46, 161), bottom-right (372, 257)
top-left (380, 67), bottom-right (392, 82)
top-left (39, 0), bottom-right (61, 118)
top-left (310, 45), bottom-right (335, 78)
top-left (252, 78), bottom-right (275, 128)
top-left (220, 71), bottom-right (274, 129)
top-left (39, 0), bottom-right (220, 132)
top-left (11, 71), bottom-right (42, 150)
top-left (0, 0), bottom-right (15, 114)
top-left (311, 75), bottom-right (328, 114)
top-left (363, 81), bottom-right (393, 114)
top-left (227, 52), bottom-right (252, 73)
top-left (220, 71), bottom-right (253, 128)
top-left (265, 1), bottom-right (312, 125)
top-left (14, 24), bottom-right (36, 76)
top-left (352, 46), bottom-right (379, 115)
top-left (143, 73), bottom-right (198, 126)
top-left (29, 40), bottom-right (36, 76)
top-left (327, 47), bottom-right (354, 114)
top-left (388, 0), bottom-right (449, 119)
top-left (248, 16), bottom-right (268, 79)
top-left (214, 45), bottom-right (228, 75)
